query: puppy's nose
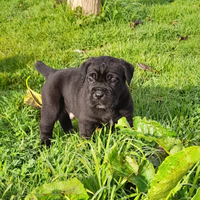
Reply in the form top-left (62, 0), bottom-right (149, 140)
top-left (94, 90), bottom-right (104, 99)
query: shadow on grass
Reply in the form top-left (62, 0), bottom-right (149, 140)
top-left (102, 0), bottom-right (175, 6)
top-left (0, 55), bottom-right (36, 90)
top-left (0, 54), bottom-right (30, 73)
top-left (136, 0), bottom-right (175, 4)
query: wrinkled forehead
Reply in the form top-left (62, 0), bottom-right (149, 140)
top-left (87, 58), bottom-right (124, 76)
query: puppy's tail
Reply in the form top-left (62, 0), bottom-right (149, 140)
top-left (35, 61), bottom-right (57, 79)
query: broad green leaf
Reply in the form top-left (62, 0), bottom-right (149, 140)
top-left (108, 148), bottom-right (155, 192)
top-left (115, 117), bottom-right (131, 129)
top-left (125, 156), bottom-right (139, 174)
top-left (118, 116), bottom-right (184, 155)
top-left (25, 178), bottom-right (89, 200)
top-left (135, 159), bottom-right (155, 192)
top-left (108, 148), bottom-right (130, 176)
top-left (133, 117), bottom-right (177, 137)
top-left (120, 128), bottom-right (155, 142)
top-left (148, 146), bottom-right (200, 200)
top-left (156, 136), bottom-right (184, 155)
top-left (191, 187), bottom-right (200, 200)
top-left (120, 128), bottom-right (183, 155)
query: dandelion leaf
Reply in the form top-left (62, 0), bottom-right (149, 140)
top-left (148, 146), bottom-right (200, 200)
top-left (118, 117), bottom-right (183, 155)
top-left (25, 178), bottom-right (89, 200)
top-left (133, 116), bottom-right (177, 137)
top-left (191, 187), bottom-right (200, 200)
top-left (115, 117), bottom-right (131, 129)
top-left (108, 148), bottom-right (155, 192)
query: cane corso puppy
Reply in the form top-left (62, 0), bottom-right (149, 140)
top-left (35, 56), bottom-right (134, 145)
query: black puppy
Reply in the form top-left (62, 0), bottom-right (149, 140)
top-left (35, 56), bottom-right (134, 145)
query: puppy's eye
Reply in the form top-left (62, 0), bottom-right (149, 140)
top-left (92, 73), bottom-right (97, 79)
top-left (110, 78), bottom-right (118, 83)
top-left (88, 76), bottom-right (94, 82)
top-left (107, 75), bottom-right (117, 83)
top-left (107, 75), bottom-right (112, 81)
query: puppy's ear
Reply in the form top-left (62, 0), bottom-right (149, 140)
top-left (120, 59), bottom-right (134, 85)
top-left (80, 57), bottom-right (94, 82)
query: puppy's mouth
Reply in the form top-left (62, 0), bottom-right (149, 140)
top-left (96, 103), bottom-right (106, 109)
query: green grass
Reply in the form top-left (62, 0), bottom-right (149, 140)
top-left (0, 0), bottom-right (200, 199)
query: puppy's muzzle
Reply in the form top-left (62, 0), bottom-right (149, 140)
top-left (94, 89), bottom-right (104, 100)
top-left (90, 87), bottom-right (109, 109)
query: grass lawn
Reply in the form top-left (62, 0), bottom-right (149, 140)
top-left (0, 0), bottom-right (200, 199)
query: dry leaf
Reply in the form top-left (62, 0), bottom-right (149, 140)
top-left (137, 63), bottom-right (159, 73)
top-left (146, 16), bottom-right (151, 21)
top-left (7, 16), bottom-right (13, 21)
top-left (130, 19), bottom-right (143, 28)
top-left (179, 36), bottom-right (188, 42)
top-left (24, 76), bottom-right (42, 109)
top-left (75, 49), bottom-right (87, 53)
top-left (54, 0), bottom-right (66, 8)
top-left (172, 21), bottom-right (178, 25)
top-left (55, 0), bottom-right (66, 4)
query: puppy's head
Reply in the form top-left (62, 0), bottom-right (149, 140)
top-left (80, 56), bottom-right (134, 109)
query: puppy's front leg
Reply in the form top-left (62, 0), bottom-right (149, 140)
top-left (78, 121), bottom-right (96, 140)
top-left (40, 121), bottom-right (54, 146)
top-left (126, 115), bottom-right (133, 127)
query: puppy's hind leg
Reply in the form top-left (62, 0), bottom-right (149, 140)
top-left (59, 110), bottom-right (73, 133)
top-left (40, 87), bottom-right (63, 146)
top-left (40, 104), bottom-right (62, 146)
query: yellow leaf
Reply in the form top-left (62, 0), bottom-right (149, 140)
top-left (24, 76), bottom-right (42, 109)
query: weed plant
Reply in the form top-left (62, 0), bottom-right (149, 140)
top-left (0, 0), bottom-right (200, 199)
